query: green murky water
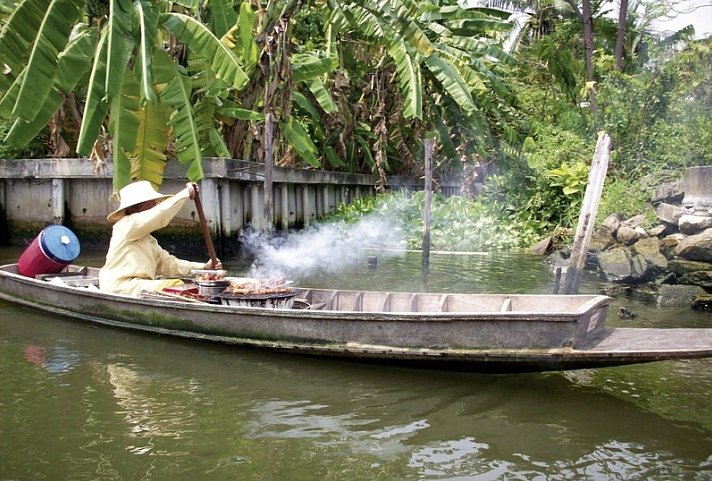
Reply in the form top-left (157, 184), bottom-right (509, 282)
top-left (1, 245), bottom-right (711, 480)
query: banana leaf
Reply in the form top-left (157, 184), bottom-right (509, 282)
top-left (77, 29), bottom-right (110, 156)
top-left (133, 0), bottom-right (159, 105)
top-left (161, 12), bottom-right (248, 90)
top-left (106, 0), bottom-right (134, 100)
top-left (154, 50), bottom-right (203, 181)
top-left (388, 39), bottom-right (422, 119)
top-left (424, 54), bottom-right (476, 114)
top-left (208, 0), bottom-right (237, 39)
top-left (110, 71), bottom-right (141, 190)
top-left (11, 0), bottom-right (82, 122)
top-left (281, 119), bottom-right (320, 168)
top-left (0, 0), bottom-right (52, 90)
top-left (6, 28), bottom-right (94, 147)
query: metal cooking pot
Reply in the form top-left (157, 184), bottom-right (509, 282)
top-left (194, 279), bottom-right (230, 296)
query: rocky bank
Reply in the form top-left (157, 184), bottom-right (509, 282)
top-left (551, 166), bottom-right (712, 310)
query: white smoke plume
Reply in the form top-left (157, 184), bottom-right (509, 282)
top-left (240, 214), bottom-right (407, 280)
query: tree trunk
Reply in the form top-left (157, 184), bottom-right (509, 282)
top-left (615, 0), bottom-right (628, 70)
top-left (581, 0), bottom-right (597, 114)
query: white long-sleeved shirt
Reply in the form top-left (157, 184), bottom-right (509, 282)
top-left (99, 188), bottom-right (205, 296)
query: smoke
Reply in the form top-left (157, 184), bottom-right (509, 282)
top-left (240, 213), bottom-right (407, 280)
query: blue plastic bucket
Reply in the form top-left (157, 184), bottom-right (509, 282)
top-left (17, 226), bottom-right (81, 278)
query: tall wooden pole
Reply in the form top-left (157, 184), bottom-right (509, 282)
top-left (263, 112), bottom-right (274, 233)
top-left (562, 132), bottom-right (611, 294)
top-left (422, 139), bottom-right (434, 273)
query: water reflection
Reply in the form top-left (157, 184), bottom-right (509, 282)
top-left (1, 247), bottom-right (712, 480)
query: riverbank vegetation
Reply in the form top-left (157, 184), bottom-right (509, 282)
top-left (0, 0), bottom-right (710, 250)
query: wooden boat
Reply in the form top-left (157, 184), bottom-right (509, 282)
top-left (1, 263), bottom-right (711, 373)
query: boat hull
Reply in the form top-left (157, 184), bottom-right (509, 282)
top-left (2, 264), bottom-right (711, 372)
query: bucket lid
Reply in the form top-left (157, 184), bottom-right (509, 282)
top-left (39, 225), bottom-right (81, 263)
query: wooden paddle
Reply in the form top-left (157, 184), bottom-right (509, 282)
top-left (192, 183), bottom-right (219, 267)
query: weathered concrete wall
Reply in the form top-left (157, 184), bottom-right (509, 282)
top-left (0, 158), bottom-right (381, 251)
top-left (683, 166), bottom-right (712, 209)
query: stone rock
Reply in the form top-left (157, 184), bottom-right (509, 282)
top-left (601, 213), bottom-right (622, 234)
top-left (657, 284), bottom-right (706, 307)
top-left (675, 228), bottom-right (712, 262)
top-left (648, 224), bottom-right (673, 238)
top-left (589, 227), bottom-right (616, 252)
top-left (651, 180), bottom-right (684, 204)
top-left (530, 236), bottom-right (553, 255)
top-left (678, 214), bottom-right (712, 235)
top-left (597, 247), bottom-right (634, 282)
top-left (615, 225), bottom-right (642, 246)
top-left (678, 270), bottom-right (712, 288)
top-left (660, 233), bottom-right (686, 259)
top-left (668, 258), bottom-right (712, 276)
top-left (597, 246), bottom-right (647, 283)
top-left (621, 214), bottom-right (646, 229)
top-left (655, 202), bottom-right (685, 225)
top-left (631, 237), bottom-right (668, 277)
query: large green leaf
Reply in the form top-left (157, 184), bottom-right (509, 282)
top-left (133, 0), bottom-right (159, 105)
top-left (106, 0), bottom-right (134, 100)
top-left (236, 1), bottom-right (257, 64)
top-left (0, 67), bottom-right (24, 119)
top-left (161, 12), bottom-right (248, 90)
top-left (0, 0), bottom-right (52, 90)
top-left (292, 54), bottom-right (338, 83)
top-left (388, 39), bottom-right (422, 119)
top-left (11, 0), bottom-right (82, 121)
top-left (77, 29), bottom-right (111, 156)
top-left (208, 0), bottom-right (237, 39)
top-left (308, 77), bottom-right (337, 115)
top-left (217, 106), bottom-right (265, 121)
top-left (131, 100), bottom-right (172, 186)
top-left (281, 120), bottom-right (320, 168)
top-left (424, 54), bottom-right (476, 113)
top-left (109, 71), bottom-right (141, 190)
top-left (6, 28), bottom-right (94, 147)
top-left (56, 26), bottom-right (95, 93)
top-left (154, 50), bottom-right (204, 181)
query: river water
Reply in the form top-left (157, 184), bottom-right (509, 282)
top-left (1, 245), bottom-right (711, 480)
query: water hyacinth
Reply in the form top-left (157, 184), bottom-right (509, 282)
top-left (327, 191), bottom-right (540, 252)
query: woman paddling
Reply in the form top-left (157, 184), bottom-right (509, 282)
top-left (99, 180), bottom-right (222, 296)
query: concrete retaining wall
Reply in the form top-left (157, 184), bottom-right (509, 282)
top-left (0, 158), bottom-right (381, 251)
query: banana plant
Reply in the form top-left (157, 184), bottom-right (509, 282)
top-left (317, 0), bottom-right (517, 174)
top-left (0, 0), bottom-right (250, 191)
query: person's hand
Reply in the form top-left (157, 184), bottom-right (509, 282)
top-left (186, 182), bottom-right (198, 200)
top-left (205, 258), bottom-right (223, 270)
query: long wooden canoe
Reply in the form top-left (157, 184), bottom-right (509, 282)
top-left (1, 263), bottom-right (711, 373)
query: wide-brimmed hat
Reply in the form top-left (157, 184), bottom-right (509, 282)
top-left (107, 181), bottom-right (172, 223)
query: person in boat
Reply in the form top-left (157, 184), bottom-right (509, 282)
top-left (99, 180), bottom-right (222, 296)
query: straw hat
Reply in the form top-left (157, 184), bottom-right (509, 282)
top-left (107, 181), bottom-right (172, 223)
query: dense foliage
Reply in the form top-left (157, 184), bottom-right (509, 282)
top-left (1, 0), bottom-right (710, 250)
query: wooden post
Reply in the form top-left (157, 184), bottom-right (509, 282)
top-left (250, 183), bottom-right (261, 226)
top-left (51, 178), bottom-right (65, 225)
top-left (302, 185), bottom-right (311, 227)
top-left (263, 112), bottom-right (274, 232)
top-left (281, 183), bottom-right (289, 230)
top-left (562, 132), bottom-right (611, 294)
top-left (422, 139), bottom-right (434, 273)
